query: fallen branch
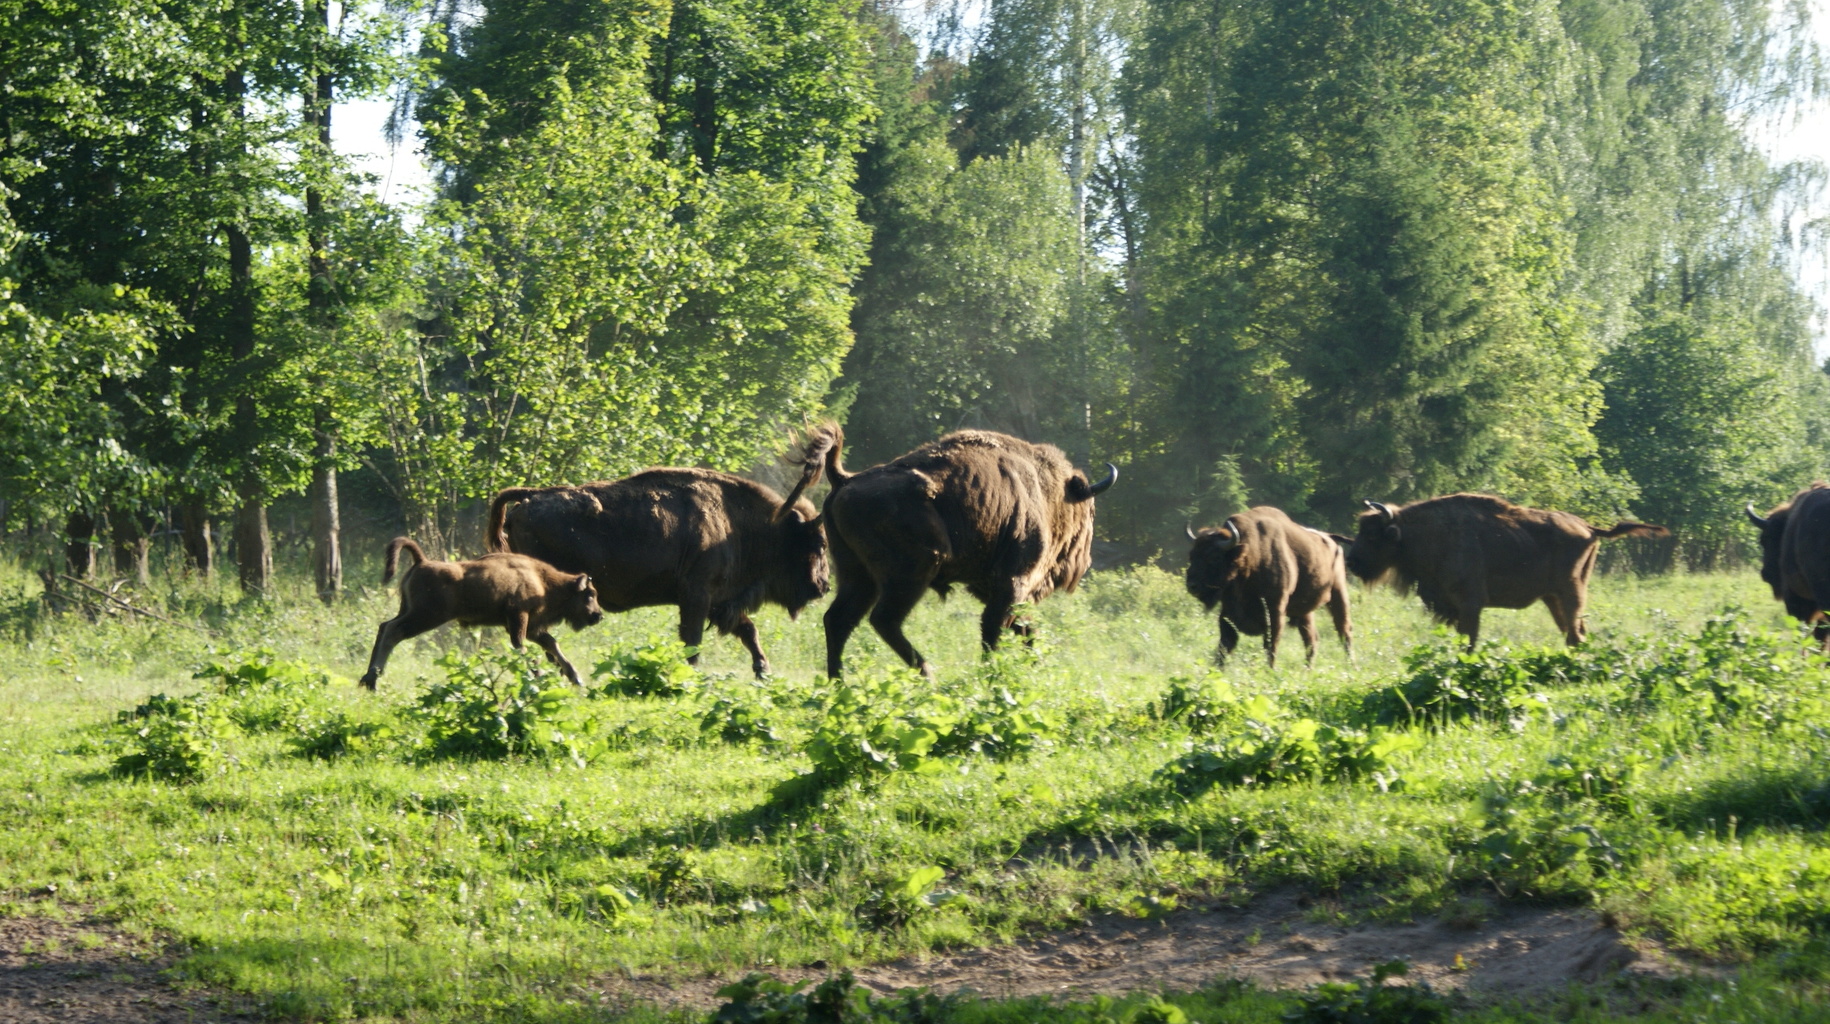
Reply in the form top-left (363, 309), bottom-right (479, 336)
top-left (57, 574), bottom-right (208, 633)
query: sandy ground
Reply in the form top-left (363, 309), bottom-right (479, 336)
top-left (0, 911), bottom-right (249, 1023)
top-left (594, 891), bottom-right (1698, 1012)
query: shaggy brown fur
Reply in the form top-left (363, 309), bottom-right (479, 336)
top-left (360, 538), bottom-right (603, 690)
top-left (1745, 483), bottom-right (1830, 647)
top-left (1346, 493), bottom-right (1669, 648)
top-left (799, 423), bottom-right (1115, 678)
top-left (1186, 507), bottom-right (1352, 668)
top-left (485, 466), bottom-right (828, 679)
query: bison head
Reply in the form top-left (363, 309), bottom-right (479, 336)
top-left (1185, 521), bottom-right (1245, 610)
top-left (770, 507), bottom-right (831, 619)
top-left (1345, 499), bottom-right (1403, 582)
top-left (564, 574), bottom-right (606, 630)
top-left (1745, 502), bottom-right (1789, 597)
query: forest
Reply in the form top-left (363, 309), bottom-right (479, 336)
top-left (3, 0), bottom-right (1826, 584)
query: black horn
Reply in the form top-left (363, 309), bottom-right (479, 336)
top-left (1088, 462), bottom-right (1118, 495)
top-left (1745, 503), bottom-right (1769, 528)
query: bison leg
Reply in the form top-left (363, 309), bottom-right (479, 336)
top-left (359, 608), bottom-right (445, 691)
top-left (729, 614), bottom-right (770, 679)
top-left (1543, 591), bottom-right (1587, 647)
top-left (1216, 615), bottom-right (1240, 667)
top-left (1327, 585), bottom-right (1354, 662)
top-left (1263, 598), bottom-right (1286, 669)
top-left (531, 631), bottom-right (583, 686)
top-left (869, 579), bottom-right (933, 678)
top-left (823, 576), bottom-right (878, 679)
top-left (675, 596), bottom-right (710, 665)
top-left (1293, 612), bottom-right (1320, 667)
top-left (1457, 607), bottom-right (1484, 650)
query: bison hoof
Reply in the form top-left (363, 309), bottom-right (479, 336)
top-left (358, 673), bottom-right (378, 692)
top-left (751, 660), bottom-right (770, 680)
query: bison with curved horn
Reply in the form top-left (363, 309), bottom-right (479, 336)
top-left (485, 458), bottom-right (832, 679)
top-left (1745, 484), bottom-right (1830, 648)
top-left (794, 423), bottom-right (1115, 678)
top-left (1185, 508), bottom-right (1353, 668)
top-left (1346, 493), bottom-right (1668, 648)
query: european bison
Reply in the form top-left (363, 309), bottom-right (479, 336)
top-left (1745, 484), bottom-right (1830, 647)
top-left (360, 538), bottom-right (603, 690)
top-left (486, 466), bottom-right (829, 678)
top-left (797, 424), bottom-right (1115, 678)
top-left (1346, 493), bottom-right (1668, 648)
top-left (1185, 507), bottom-right (1353, 668)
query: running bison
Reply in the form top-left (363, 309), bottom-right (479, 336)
top-left (360, 538), bottom-right (603, 690)
top-left (796, 424), bottom-right (1115, 678)
top-left (486, 466), bottom-right (830, 678)
top-left (1745, 484), bottom-right (1830, 647)
top-left (1346, 493), bottom-right (1669, 648)
top-left (1185, 507), bottom-right (1353, 668)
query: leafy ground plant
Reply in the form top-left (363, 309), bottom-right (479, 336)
top-left (110, 692), bottom-right (235, 782)
top-left (411, 648), bottom-right (605, 764)
top-left (1157, 695), bottom-right (1421, 793)
top-left (591, 637), bottom-right (699, 697)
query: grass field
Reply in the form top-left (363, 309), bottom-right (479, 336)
top-left (2, 550), bottom-right (1829, 1023)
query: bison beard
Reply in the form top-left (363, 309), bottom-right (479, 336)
top-left (1346, 493), bottom-right (1669, 649)
top-left (801, 423), bottom-right (1116, 678)
top-left (1746, 483), bottom-right (1830, 648)
top-left (485, 465), bottom-right (829, 679)
top-left (1185, 508), bottom-right (1353, 668)
top-left (360, 538), bottom-right (604, 689)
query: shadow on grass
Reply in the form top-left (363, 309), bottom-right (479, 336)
top-left (1651, 764), bottom-right (1830, 835)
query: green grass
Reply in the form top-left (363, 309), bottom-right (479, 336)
top-left (2, 552), bottom-right (1829, 1022)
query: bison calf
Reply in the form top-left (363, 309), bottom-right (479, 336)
top-left (359, 538), bottom-right (604, 690)
top-left (1186, 507), bottom-right (1353, 668)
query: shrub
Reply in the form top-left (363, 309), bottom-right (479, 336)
top-left (591, 638), bottom-right (698, 698)
top-left (1283, 960), bottom-right (1450, 1024)
top-left (702, 689), bottom-right (784, 746)
top-left (410, 649), bottom-right (605, 764)
top-left (1359, 642), bottom-right (1554, 730)
top-left (111, 694), bottom-right (236, 782)
top-left (1473, 756), bottom-right (1643, 894)
top-left (288, 712), bottom-right (397, 760)
top-left (1157, 674), bottom-right (1244, 734)
top-left (194, 648), bottom-right (342, 733)
top-left (799, 672), bottom-right (1056, 786)
top-left (1158, 696), bottom-right (1421, 793)
top-left (710, 971), bottom-right (955, 1024)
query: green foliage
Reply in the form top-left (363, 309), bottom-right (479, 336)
top-left (798, 672), bottom-right (1058, 789)
top-left (110, 694), bottom-right (235, 783)
top-left (194, 648), bottom-right (341, 733)
top-left (1359, 642), bottom-right (1558, 729)
top-left (409, 650), bottom-right (604, 765)
top-left (590, 639), bottom-right (699, 698)
top-left (1283, 960), bottom-right (1450, 1024)
top-left (710, 971), bottom-right (954, 1024)
top-left (702, 688), bottom-right (785, 746)
top-left (1156, 674), bottom-right (1244, 734)
top-left (1158, 696), bottom-right (1421, 793)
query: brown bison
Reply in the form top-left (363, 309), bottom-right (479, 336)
top-left (1346, 494), bottom-right (1669, 648)
top-left (1745, 484), bottom-right (1830, 647)
top-left (795, 424), bottom-right (1115, 678)
top-left (485, 466), bottom-right (829, 678)
top-left (1185, 507), bottom-right (1353, 668)
top-left (360, 538), bottom-right (604, 690)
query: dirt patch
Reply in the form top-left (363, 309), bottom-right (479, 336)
top-left (595, 892), bottom-right (1699, 1012)
top-left (0, 910), bottom-right (249, 1024)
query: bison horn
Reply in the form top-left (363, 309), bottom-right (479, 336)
top-left (1089, 462), bottom-right (1118, 495)
top-left (1745, 503), bottom-right (1770, 528)
top-left (1186, 523), bottom-right (1199, 542)
top-left (1215, 522), bottom-right (1240, 550)
top-left (1363, 499), bottom-right (1395, 521)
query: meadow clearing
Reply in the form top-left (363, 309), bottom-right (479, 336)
top-left (1, 554), bottom-right (1829, 1024)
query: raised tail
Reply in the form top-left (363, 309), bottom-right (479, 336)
top-left (777, 421), bottom-right (850, 519)
top-left (485, 487), bottom-right (546, 552)
top-left (381, 537), bottom-right (428, 584)
top-left (1595, 521), bottom-right (1671, 540)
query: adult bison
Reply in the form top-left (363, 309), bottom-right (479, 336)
top-left (1346, 493), bottom-right (1668, 648)
top-left (1185, 507), bottom-right (1352, 668)
top-left (485, 464), bottom-right (830, 678)
top-left (1745, 484), bottom-right (1830, 647)
top-left (795, 424), bottom-right (1115, 678)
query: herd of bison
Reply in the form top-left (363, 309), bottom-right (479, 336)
top-left (359, 423), bottom-right (1830, 687)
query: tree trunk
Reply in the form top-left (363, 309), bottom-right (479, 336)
top-left (65, 511), bottom-right (98, 578)
top-left (179, 499), bottom-right (214, 577)
top-left (107, 507), bottom-right (152, 585)
top-left (235, 497), bottom-right (272, 594)
top-left (310, 429), bottom-right (342, 603)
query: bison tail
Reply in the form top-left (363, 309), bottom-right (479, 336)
top-left (779, 421), bottom-right (848, 517)
top-left (382, 537), bottom-right (427, 584)
top-left (485, 487), bottom-right (544, 552)
top-left (1596, 521), bottom-right (1672, 540)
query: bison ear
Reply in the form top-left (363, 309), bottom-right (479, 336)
top-left (575, 574), bottom-right (592, 591)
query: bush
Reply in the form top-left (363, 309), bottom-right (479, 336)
top-left (1284, 960), bottom-right (1450, 1024)
top-left (1158, 696), bottom-right (1421, 794)
top-left (710, 971), bottom-right (955, 1024)
top-left (111, 693), bottom-right (236, 782)
top-left (1157, 674), bottom-right (1244, 734)
top-left (288, 712), bottom-right (397, 760)
top-left (1359, 642), bottom-right (1555, 730)
top-left (799, 672), bottom-right (1056, 786)
top-left (1472, 754), bottom-right (1644, 894)
top-left (591, 638), bottom-right (698, 698)
top-left (702, 689), bottom-right (784, 746)
top-left (410, 649), bottom-right (605, 764)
